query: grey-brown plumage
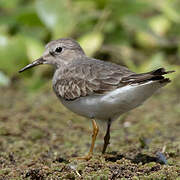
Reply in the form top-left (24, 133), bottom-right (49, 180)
top-left (53, 58), bottom-right (134, 100)
top-left (52, 57), bottom-right (173, 100)
top-left (19, 38), bottom-right (174, 160)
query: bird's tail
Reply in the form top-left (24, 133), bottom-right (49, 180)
top-left (122, 68), bottom-right (175, 84)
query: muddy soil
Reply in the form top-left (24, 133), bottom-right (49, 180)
top-left (0, 82), bottom-right (179, 179)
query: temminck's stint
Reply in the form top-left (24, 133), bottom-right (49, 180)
top-left (19, 38), bottom-right (174, 160)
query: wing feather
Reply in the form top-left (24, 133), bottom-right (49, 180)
top-left (53, 59), bottom-right (134, 100)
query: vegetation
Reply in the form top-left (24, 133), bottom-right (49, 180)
top-left (0, 0), bottom-right (180, 179)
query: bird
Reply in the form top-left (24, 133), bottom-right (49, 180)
top-left (19, 38), bottom-right (174, 160)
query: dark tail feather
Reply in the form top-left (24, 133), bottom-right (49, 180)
top-left (122, 68), bottom-right (175, 84)
top-left (151, 68), bottom-right (175, 76)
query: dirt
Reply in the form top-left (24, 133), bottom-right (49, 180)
top-left (0, 81), bottom-right (179, 179)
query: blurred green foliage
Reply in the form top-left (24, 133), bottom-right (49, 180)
top-left (0, 0), bottom-right (179, 87)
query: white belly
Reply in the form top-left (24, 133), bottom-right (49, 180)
top-left (60, 81), bottom-right (166, 121)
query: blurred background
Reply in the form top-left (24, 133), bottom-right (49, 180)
top-left (0, 0), bottom-right (180, 88)
top-left (0, 0), bottom-right (180, 178)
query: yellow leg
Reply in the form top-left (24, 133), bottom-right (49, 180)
top-left (77, 119), bottom-right (99, 160)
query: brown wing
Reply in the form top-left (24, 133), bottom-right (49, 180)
top-left (53, 59), bottom-right (134, 100)
top-left (53, 58), bottom-right (174, 100)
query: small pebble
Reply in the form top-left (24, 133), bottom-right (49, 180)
top-left (156, 152), bottom-right (167, 164)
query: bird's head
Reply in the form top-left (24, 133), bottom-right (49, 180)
top-left (19, 38), bottom-right (85, 73)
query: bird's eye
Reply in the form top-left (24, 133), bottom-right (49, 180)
top-left (55, 47), bottom-right (63, 53)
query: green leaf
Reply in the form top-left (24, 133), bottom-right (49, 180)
top-left (15, 7), bottom-right (44, 27)
top-left (159, 0), bottom-right (180, 23)
top-left (78, 32), bottom-right (104, 56)
top-left (135, 31), bottom-right (158, 48)
top-left (35, 0), bottom-right (75, 38)
top-left (121, 15), bottom-right (151, 33)
top-left (0, 33), bottom-right (28, 76)
top-left (149, 15), bottom-right (171, 36)
top-left (24, 36), bottom-right (44, 62)
top-left (110, 0), bottom-right (151, 18)
top-left (0, 0), bottom-right (21, 9)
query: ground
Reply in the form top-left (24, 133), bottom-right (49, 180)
top-left (0, 81), bottom-right (179, 179)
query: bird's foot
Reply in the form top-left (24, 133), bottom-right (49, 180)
top-left (76, 154), bottom-right (92, 161)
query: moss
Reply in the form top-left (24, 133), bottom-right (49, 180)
top-left (0, 168), bottom-right (11, 175)
top-left (0, 85), bottom-right (179, 179)
top-left (26, 129), bottom-right (46, 141)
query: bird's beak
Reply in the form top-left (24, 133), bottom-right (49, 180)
top-left (19, 57), bottom-right (45, 73)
